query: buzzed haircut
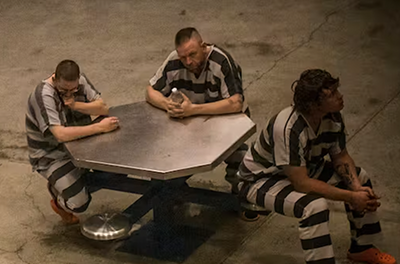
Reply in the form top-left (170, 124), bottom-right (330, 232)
top-left (54, 60), bottom-right (80, 81)
top-left (175, 27), bottom-right (202, 47)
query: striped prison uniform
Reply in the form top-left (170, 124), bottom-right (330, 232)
top-left (238, 106), bottom-right (382, 264)
top-left (26, 74), bottom-right (100, 213)
top-left (149, 44), bottom-right (249, 176)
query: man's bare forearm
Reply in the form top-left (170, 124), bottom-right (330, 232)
top-left (145, 86), bottom-right (168, 111)
top-left (332, 150), bottom-right (362, 190)
top-left (299, 177), bottom-right (354, 203)
top-left (72, 99), bottom-right (109, 116)
top-left (50, 124), bottom-right (102, 142)
top-left (284, 165), bottom-right (353, 203)
top-left (189, 94), bottom-right (243, 116)
top-left (335, 163), bottom-right (355, 186)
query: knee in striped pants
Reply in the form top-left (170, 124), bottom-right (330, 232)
top-left (298, 197), bottom-right (335, 264)
top-left (241, 178), bottom-right (335, 263)
top-left (345, 168), bottom-right (382, 251)
top-left (39, 160), bottom-right (91, 214)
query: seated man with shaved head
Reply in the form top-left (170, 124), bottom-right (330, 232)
top-left (146, 27), bottom-right (249, 178)
top-left (26, 60), bottom-right (121, 224)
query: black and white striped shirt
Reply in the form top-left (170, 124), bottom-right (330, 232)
top-left (149, 44), bottom-right (243, 104)
top-left (25, 74), bottom-right (100, 171)
top-left (239, 106), bottom-right (346, 182)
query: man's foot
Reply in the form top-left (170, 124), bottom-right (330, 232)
top-left (347, 248), bottom-right (396, 264)
top-left (50, 199), bottom-right (79, 225)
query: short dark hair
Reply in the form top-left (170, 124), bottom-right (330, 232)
top-left (175, 27), bottom-right (200, 47)
top-left (291, 69), bottom-right (339, 114)
top-left (54, 60), bottom-right (80, 81)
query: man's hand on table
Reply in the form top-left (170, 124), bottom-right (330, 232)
top-left (97, 117), bottom-right (120, 133)
top-left (166, 100), bottom-right (183, 117)
top-left (167, 93), bottom-right (193, 118)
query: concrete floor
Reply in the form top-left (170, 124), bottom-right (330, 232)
top-left (0, 0), bottom-right (399, 263)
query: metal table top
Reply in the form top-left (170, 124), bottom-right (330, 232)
top-left (65, 101), bottom-right (256, 180)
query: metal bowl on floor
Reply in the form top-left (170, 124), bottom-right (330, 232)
top-left (81, 213), bottom-right (131, 241)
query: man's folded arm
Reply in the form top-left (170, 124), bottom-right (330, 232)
top-left (283, 165), bottom-right (353, 203)
top-left (187, 93), bottom-right (243, 116)
top-left (50, 124), bottom-right (103, 143)
top-left (145, 85), bottom-right (169, 111)
top-left (70, 98), bottom-right (109, 116)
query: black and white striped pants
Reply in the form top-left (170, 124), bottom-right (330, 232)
top-left (38, 159), bottom-right (91, 213)
top-left (238, 162), bottom-right (382, 264)
top-left (38, 159), bottom-right (124, 214)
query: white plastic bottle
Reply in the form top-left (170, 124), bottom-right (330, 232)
top-left (170, 87), bottom-right (184, 104)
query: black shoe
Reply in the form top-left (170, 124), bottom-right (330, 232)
top-left (224, 174), bottom-right (240, 194)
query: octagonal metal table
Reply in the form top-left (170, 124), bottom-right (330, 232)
top-left (65, 101), bottom-right (256, 262)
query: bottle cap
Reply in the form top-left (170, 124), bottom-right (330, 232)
top-left (172, 87), bottom-right (178, 93)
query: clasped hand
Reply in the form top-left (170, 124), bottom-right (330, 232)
top-left (349, 186), bottom-right (381, 213)
top-left (167, 93), bottom-right (193, 118)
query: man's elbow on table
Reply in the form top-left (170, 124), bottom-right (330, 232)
top-left (50, 126), bottom-right (70, 143)
top-left (145, 86), bottom-right (152, 103)
top-left (227, 94), bottom-right (244, 113)
top-left (145, 86), bottom-right (168, 111)
top-left (145, 86), bottom-right (160, 102)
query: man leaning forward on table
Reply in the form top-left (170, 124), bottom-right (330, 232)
top-left (26, 60), bottom-right (121, 225)
top-left (146, 27), bottom-right (248, 178)
top-left (235, 69), bottom-right (396, 264)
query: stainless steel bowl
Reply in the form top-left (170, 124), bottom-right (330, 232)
top-left (80, 213), bottom-right (131, 241)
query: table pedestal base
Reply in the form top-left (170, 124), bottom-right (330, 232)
top-left (85, 174), bottom-right (250, 261)
top-left (117, 221), bottom-right (214, 262)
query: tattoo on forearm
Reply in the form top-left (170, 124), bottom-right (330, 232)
top-left (335, 163), bottom-right (355, 186)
